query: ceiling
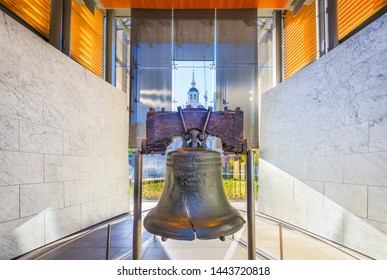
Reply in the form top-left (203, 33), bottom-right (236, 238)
top-left (98, 0), bottom-right (290, 9)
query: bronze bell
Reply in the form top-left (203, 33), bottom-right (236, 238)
top-left (143, 147), bottom-right (246, 241)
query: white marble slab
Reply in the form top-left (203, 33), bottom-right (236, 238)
top-left (0, 82), bottom-right (43, 124)
top-left (345, 83), bottom-right (387, 125)
top-left (342, 213), bottom-right (387, 259)
top-left (43, 98), bottom-right (80, 132)
top-left (323, 182), bottom-right (367, 218)
top-left (0, 214), bottom-right (45, 259)
top-left (63, 130), bottom-right (93, 157)
top-left (343, 14), bottom-right (387, 67)
top-left (324, 122), bottom-right (369, 155)
top-left (0, 185), bottom-right (19, 223)
top-left (19, 43), bottom-right (44, 94)
top-left (281, 199), bottom-right (307, 229)
top-left (44, 154), bottom-right (80, 182)
top-left (368, 186), bottom-right (387, 223)
top-left (80, 199), bottom-right (107, 229)
top-left (0, 151), bottom-right (43, 186)
top-left (106, 193), bottom-right (130, 218)
top-left (370, 48), bottom-right (387, 87)
top-left (93, 178), bottom-right (115, 200)
top-left (344, 152), bottom-right (387, 186)
top-left (44, 205), bottom-right (81, 244)
top-left (0, 47), bottom-right (19, 87)
top-left (20, 121), bottom-right (63, 154)
top-left (307, 155), bottom-right (344, 183)
top-left (294, 180), bottom-right (324, 208)
top-left (80, 156), bottom-right (106, 180)
top-left (336, 59), bottom-right (370, 98)
top-left (369, 117), bottom-right (387, 152)
top-left (0, 116), bottom-right (18, 152)
top-left (20, 182), bottom-right (64, 217)
top-left (306, 206), bottom-right (343, 244)
top-left (0, 9), bottom-right (130, 259)
top-left (64, 180), bottom-right (94, 207)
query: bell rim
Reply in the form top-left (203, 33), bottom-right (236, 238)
top-left (144, 211), bottom-right (246, 241)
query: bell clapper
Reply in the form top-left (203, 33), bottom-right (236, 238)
top-left (219, 236), bottom-right (226, 241)
top-left (161, 236), bottom-right (168, 242)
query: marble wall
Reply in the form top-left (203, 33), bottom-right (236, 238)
top-left (259, 13), bottom-right (387, 259)
top-left (0, 11), bottom-right (129, 259)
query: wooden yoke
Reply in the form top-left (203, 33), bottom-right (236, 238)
top-left (141, 106), bottom-right (247, 155)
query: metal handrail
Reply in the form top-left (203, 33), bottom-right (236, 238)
top-left (22, 214), bottom-right (132, 260)
top-left (24, 206), bottom-right (372, 260)
top-left (235, 208), bottom-right (373, 260)
top-left (231, 234), bottom-right (273, 260)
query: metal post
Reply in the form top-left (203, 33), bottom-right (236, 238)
top-left (62, 0), bottom-right (72, 56)
top-left (132, 150), bottom-right (143, 260)
top-left (49, 0), bottom-right (71, 56)
top-left (105, 9), bottom-right (116, 86)
top-left (49, 0), bottom-right (64, 51)
top-left (317, 0), bottom-right (338, 57)
top-left (279, 224), bottom-right (284, 260)
top-left (246, 149), bottom-right (256, 260)
top-left (326, 0), bottom-right (338, 51)
top-left (273, 10), bottom-right (283, 84)
top-left (106, 224), bottom-right (111, 260)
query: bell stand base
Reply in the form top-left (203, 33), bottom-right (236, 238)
top-left (132, 149), bottom-right (257, 260)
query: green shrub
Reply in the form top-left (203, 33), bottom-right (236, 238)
top-left (136, 178), bottom-right (252, 200)
top-left (223, 179), bottom-right (246, 199)
top-left (142, 179), bottom-right (165, 199)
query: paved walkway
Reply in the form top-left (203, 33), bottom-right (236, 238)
top-left (17, 202), bottom-right (372, 260)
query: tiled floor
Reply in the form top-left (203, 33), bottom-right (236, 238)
top-left (17, 202), bottom-right (372, 260)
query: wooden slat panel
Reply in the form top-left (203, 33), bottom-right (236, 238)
top-left (100, 0), bottom-right (288, 9)
top-left (0, 0), bottom-right (50, 37)
top-left (337, 0), bottom-right (387, 40)
top-left (284, 3), bottom-right (316, 80)
top-left (70, 0), bottom-right (103, 77)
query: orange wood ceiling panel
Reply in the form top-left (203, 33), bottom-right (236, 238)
top-left (100, 0), bottom-right (288, 9)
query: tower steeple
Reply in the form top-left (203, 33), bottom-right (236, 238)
top-left (186, 69), bottom-right (201, 108)
top-left (191, 69), bottom-right (196, 88)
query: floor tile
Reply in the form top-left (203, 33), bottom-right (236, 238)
top-left (20, 202), bottom-right (371, 260)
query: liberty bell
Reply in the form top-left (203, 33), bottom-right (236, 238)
top-left (142, 106), bottom-right (246, 241)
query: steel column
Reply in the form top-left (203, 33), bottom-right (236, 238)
top-left (62, 0), bottom-right (72, 56)
top-left (49, 0), bottom-right (71, 56)
top-left (326, 0), bottom-right (338, 51)
top-left (316, 0), bottom-right (338, 56)
top-left (132, 150), bottom-right (143, 260)
top-left (105, 9), bottom-right (116, 86)
top-left (273, 10), bottom-right (283, 84)
top-left (49, 0), bottom-right (64, 51)
top-left (247, 149), bottom-right (256, 260)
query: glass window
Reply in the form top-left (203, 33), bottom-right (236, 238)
top-left (129, 9), bottom-right (258, 149)
top-left (0, 0), bottom-right (51, 38)
top-left (130, 9), bottom-right (172, 148)
top-left (71, 0), bottom-right (104, 77)
top-left (283, 2), bottom-right (316, 79)
top-left (115, 18), bottom-right (131, 94)
top-left (258, 17), bottom-right (276, 94)
top-left (337, 0), bottom-right (386, 40)
top-left (216, 9), bottom-right (259, 148)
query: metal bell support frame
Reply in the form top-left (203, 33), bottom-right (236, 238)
top-left (132, 106), bottom-right (256, 260)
